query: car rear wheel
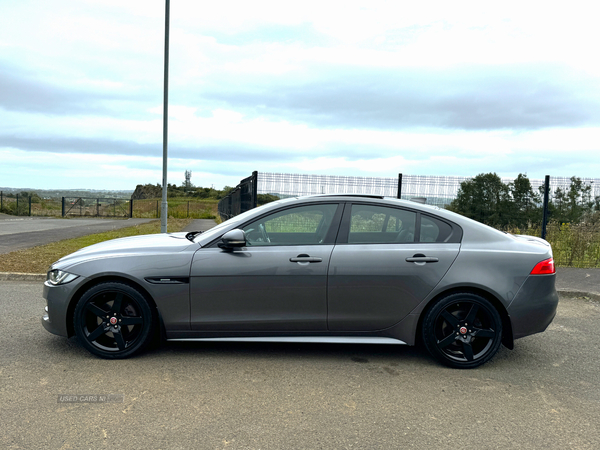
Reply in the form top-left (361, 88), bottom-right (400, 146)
top-left (73, 282), bottom-right (155, 359)
top-left (422, 293), bottom-right (502, 369)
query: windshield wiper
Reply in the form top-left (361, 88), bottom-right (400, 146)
top-left (185, 231), bottom-right (203, 241)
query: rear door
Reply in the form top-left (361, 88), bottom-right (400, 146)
top-left (327, 203), bottom-right (461, 331)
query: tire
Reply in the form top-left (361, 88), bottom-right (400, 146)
top-left (422, 293), bottom-right (503, 369)
top-left (73, 282), bottom-right (156, 359)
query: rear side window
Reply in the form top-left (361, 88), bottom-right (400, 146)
top-left (420, 215), bottom-right (454, 243)
top-left (348, 205), bottom-right (417, 244)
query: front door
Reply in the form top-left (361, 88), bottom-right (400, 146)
top-left (190, 203), bottom-right (341, 332)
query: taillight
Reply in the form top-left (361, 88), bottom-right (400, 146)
top-left (530, 258), bottom-right (555, 275)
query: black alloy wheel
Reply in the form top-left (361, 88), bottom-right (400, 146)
top-left (422, 293), bottom-right (503, 369)
top-left (73, 282), bottom-right (155, 359)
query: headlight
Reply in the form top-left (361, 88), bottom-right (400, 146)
top-left (47, 269), bottom-right (79, 285)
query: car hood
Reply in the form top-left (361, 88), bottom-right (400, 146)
top-left (52, 232), bottom-right (198, 270)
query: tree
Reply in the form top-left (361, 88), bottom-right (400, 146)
top-left (257, 194), bottom-right (279, 205)
top-left (219, 186), bottom-right (236, 199)
top-left (550, 177), bottom-right (593, 224)
top-left (448, 173), bottom-right (512, 228)
top-left (507, 174), bottom-right (541, 229)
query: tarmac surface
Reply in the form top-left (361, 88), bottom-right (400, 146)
top-left (0, 214), bottom-right (154, 254)
top-left (0, 216), bottom-right (598, 298)
top-left (1, 281), bottom-right (600, 449)
top-left (554, 267), bottom-right (600, 298)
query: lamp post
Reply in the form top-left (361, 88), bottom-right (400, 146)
top-left (161, 0), bottom-right (170, 233)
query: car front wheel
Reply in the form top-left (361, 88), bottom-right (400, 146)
top-left (73, 282), bottom-right (155, 359)
top-left (422, 293), bottom-right (503, 369)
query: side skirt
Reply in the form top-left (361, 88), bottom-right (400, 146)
top-left (167, 336), bottom-right (407, 345)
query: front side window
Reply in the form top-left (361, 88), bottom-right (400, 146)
top-left (242, 204), bottom-right (339, 246)
top-left (348, 205), bottom-right (417, 244)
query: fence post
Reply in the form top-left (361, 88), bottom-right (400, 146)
top-left (541, 175), bottom-right (550, 240)
top-left (397, 173), bottom-right (402, 199)
top-left (252, 171), bottom-right (258, 208)
top-left (187, 201), bottom-right (190, 218)
top-left (129, 199), bottom-right (133, 218)
top-left (16, 194), bottom-right (19, 216)
top-left (29, 196), bottom-right (32, 216)
top-left (156, 200), bottom-right (159, 218)
top-left (1, 191), bottom-right (3, 211)
top-left (62, 197), bottom-right (65, 217)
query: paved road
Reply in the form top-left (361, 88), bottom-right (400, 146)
top-left (0, 216), bottom-right (154, 254)
top-left (1, 281), bottom-right (599, 449)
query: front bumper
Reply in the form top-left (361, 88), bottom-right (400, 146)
top-left (508, 274), bottom-right (559, 340)
top-left (42, 276), bottom-right (87, 337)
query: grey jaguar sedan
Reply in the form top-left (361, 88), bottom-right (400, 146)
top-left (42, 195), bottom-right (558, 368)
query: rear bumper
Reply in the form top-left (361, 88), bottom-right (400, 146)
top-left (508, 274), bottom-right (558, 340)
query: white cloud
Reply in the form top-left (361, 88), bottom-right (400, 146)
top-left (1, 0), bottom-right (600, 191)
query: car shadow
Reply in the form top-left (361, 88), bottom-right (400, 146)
top-left (155, 339), bottom-right (435, 368)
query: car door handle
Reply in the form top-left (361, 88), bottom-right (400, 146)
top-left (406, 255), bottom-right (439, 263)
top-left (290, 254), bottom-right (323, 263)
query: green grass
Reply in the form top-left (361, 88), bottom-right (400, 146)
top-left (545, 222), bottom-right (600, 268)
top-left (512, 222), bottom-right (600, 268)
top-left (131, 198), bottom-right (218, 219)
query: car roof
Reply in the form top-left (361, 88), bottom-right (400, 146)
top-left (303, 194), bottom-right (385, 199)
top-left (294, 194), bottom-right (441, 211)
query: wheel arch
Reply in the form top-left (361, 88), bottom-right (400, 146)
top-left (65, 275), bottom-right (165, 340)
top-left (415, 286), bottom-right (514, 350)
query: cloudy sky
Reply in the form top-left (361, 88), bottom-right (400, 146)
top-left (1, 0), bottom-right (599, 191)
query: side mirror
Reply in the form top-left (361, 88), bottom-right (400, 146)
top-left (218, 229), bottom-right (247, 250)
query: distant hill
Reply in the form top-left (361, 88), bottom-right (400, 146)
top-left (0, 187), bottom-right (133, 199)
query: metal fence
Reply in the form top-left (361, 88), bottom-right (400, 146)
top-left (0, 192), bottom-right (218, 220)
top-left (257, 172), bottom-right (401, 198)
top-left (220, 171), bottom-right (600, 218)
top-left (0, 193), bottom-right (131, 218)
top-left (0, 193), bottom-right (62, 217)
top-left (398, 175), bottom-right (600, 208)
top-left (219, 172), bottom-right (600, 268)
top-left (218, 172), bottom-right (258, 220)
top-left (62, 197), bottom-right (130, 218)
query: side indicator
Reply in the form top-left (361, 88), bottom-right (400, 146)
top-left (145, 277), bottom-right (190, 284)
top-left (530, 258), bottom-right (555, 275)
